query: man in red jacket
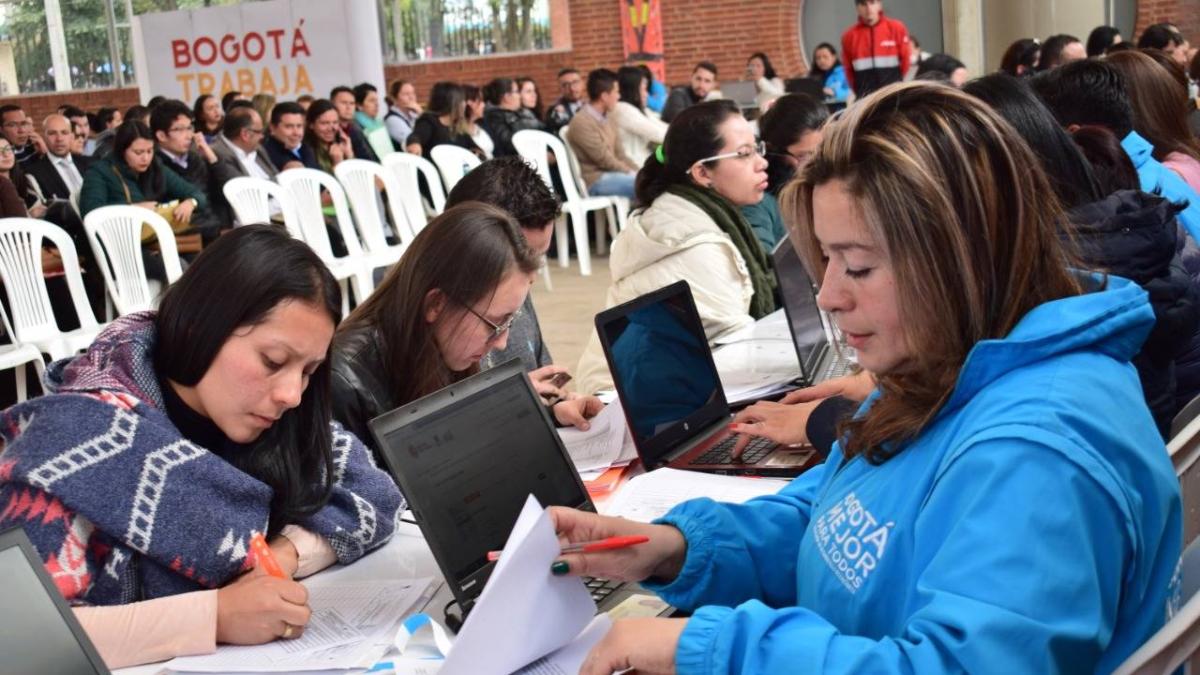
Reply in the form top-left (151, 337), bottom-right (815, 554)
top-left (841, 0), bottom-right (912, 98)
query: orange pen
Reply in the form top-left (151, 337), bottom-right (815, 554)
top-left (487, 535), bottom-right (650, 562)
top-left (250, 533), bottom-right (286, 579)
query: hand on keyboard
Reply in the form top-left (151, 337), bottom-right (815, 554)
top-left (728, 398), bottom-right (822, 459)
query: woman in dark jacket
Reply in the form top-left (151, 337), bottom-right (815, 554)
top-left (481, 77), bottom-right (544, 157)
top-left (966, 73), bottom-right (1199, 437)
top-left (78, 120), bottom-right (206, 219)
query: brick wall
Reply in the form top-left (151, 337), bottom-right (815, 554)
top-left (1, 87), bottom-right (141, 126)
top-left (0, 0), bottom-right (806, 115)
top-left (1136, 0), bottom-right (1200, 45)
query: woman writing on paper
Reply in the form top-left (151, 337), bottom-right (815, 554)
top-left (0, 226), bottom-right (403, 668)
top-left (550, 82), bottom-right (1181, 674)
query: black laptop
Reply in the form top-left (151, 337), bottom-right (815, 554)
top-left (368, 359), bottom-right (664, 625)
top-left (595, 281), bottom-right (820, 478)
top-left (772, 239), bottom-right (856, 386)
top-left (0, 526), bottom-right (110, 674)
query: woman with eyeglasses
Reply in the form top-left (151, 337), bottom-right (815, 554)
top-left (331, 202), bottom-right (598, 459)
top-left (576, 100), bottom-right (777, 394)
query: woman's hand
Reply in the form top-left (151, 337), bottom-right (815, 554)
top-left (173, 199), bottom-right (196, 224)
top-left (193, 133), bottom-right (218, 164)
top-left (823, 87), bottom-right (835, 97)
top-left (40, 247), bottom-right (63, 274)
top-left (552, 394), bottom-right (603, 430)
top-left (729, 398), bottom-right (822, 457)
top-left (267, 535), bottom-right (300, 578)
top-left (528, 365), bottom-right (569, 401)
top-left (28, 202), bottom-right (47, 219)
top-left (778, 369), bottom-right (874, 405)
top-left (580, 618), bottom-right (686, 675)
top-left (547, 507), bottom-right (687, 583)
top-left (215, 572), bottom-right (311, 645)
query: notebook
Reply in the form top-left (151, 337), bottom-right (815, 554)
top-left (0, 526), bottom-right (110, 674)
top-left (367, 359), bottom-right (666, 624)
top-left (595, 281), bottom-right (819, 478)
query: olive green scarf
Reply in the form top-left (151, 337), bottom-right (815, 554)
top-left (668, 183), bottom-right (777, 318)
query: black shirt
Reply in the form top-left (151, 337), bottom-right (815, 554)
top-left (407, 113), bottom-right (479, 160)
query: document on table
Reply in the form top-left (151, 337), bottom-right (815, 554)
top-left (602, 468), bottom-right (790, 522)
top-left (714, 339), bottom-right (801, 404)
top-left (514, 614), bottom-right (612, 675)
top-left (440, 496), bottom-right (602, 675)
top-left (164, 578), bottom-right (433, 673)
top-left (713, 309), bottom-right (791, 345)
top-left (558, 401), bottom-right (628, 473)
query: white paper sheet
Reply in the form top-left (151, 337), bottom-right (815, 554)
top-left (440, 496), bottom-right (597, 675)
top-left (165, 579), bottom-right (433, 673)
top-left (514, 614), bottom-right (612, 675)
top-left (601, 468), bottom-right (789, 522)
top-left (558, 402), bottom-right (628, 472)
top-left (713, 309), bottom-right (792, 345)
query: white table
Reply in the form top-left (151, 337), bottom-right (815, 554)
top-left (115, 521), bottom-right (451, 675)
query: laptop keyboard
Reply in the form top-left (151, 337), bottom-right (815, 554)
top-left (585, 576), bottom-right (622, 603)
top-left (821, 355), bottom-right (855, 381)
top-left (690, 435), bottom-right (775, 465)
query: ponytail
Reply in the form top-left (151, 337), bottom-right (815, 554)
top-left (634, 99), bottom-right (741, 208)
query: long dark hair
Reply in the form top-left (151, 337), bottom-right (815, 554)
top-left (339, 202), bottom-right (541, 407)
top-left (758, 93), bottom-right (829, 194)
top-left (1107, 49), bottom-right (1200, 163)
top-left (963, 74), bottom-right (1104, 210)
top-left (808, 42), bottom-right (841, 81)
top-left (748, 52), bottom-right (778, 80)
top-left (428, 81), bottom-right (468, 135)
top-left (193, 94), bottom-right (221, 135)
top-left (303, 98), bottom-right (337, 150)
top-left (516, 76), bottom-right (543, 119)
top-left (635, 99), bottom-right (741, 207)
top-left (112, 120), bottom-right (166, 198)
top-left (155, 225), bottom-right (342, 535)
top-left (617, 66), bottom-right (646, 112)
top-left (1071, 125), bottom-right (1141, 195)
top-left (1087, 26), bottom-right (1122, 57)
top-left (999, 39), bottom-right (1040, 77)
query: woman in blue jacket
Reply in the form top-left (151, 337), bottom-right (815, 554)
top-left (552, 82), bottom-right (1182, 674)
top-left (808, 43), bottom-right (852, 104)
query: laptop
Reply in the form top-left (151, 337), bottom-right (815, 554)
top-left (595, 281), bottom-right (820, 478)
top-left (368, 359), bottom-right (666, 625)
top-left (772, 239), bottom-right (856, 386)
top-left (0, 526), bottom-right (111, 674)
top-left (720, 80), bottom-right (759, 110)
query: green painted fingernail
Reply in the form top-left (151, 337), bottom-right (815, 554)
top-left (551, 560), bottom-right (570, 575)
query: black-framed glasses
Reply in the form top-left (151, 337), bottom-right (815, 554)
top-left (690, 140), bottom-right (767, 171)
top-left (457, 299), bottom-right (521, 342)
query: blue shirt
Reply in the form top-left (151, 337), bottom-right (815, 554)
top-left (1123, 131), bottom-right (1200, 241)
top-left (648, 275), bottom-right (1181, 674)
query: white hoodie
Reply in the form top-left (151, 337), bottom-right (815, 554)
top-left (576, 191), bottom-right (755, 394)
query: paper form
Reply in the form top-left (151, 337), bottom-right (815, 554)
top-left (713, 309), bottom-right (792, 345)
top-left (164, 578), bottom-right (433, 673)
top-left (558, 402), bottom-right (627, 473)
top-left (440, 496), bottom-right (599, 675)
top-left (601, 468), bottom-right (789, 522)
top-left (514, 614), bottom-right (612, 675)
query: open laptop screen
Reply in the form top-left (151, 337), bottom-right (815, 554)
top-left (0, 527), bottom-right (109, 674)
top-left (597, 282), bottom-right (726, 465)
top-left (373, 363), bottom-right (589, 593)
top-left (773, 240), bottom-right (828, 381)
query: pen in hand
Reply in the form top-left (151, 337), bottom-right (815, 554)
top-left (487, 535), bottom-right (650, 562)
top-left (250, 532), bottom-right (287, 579)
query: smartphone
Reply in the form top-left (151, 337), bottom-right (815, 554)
top-left (549, 372), bottom-right (572, 388)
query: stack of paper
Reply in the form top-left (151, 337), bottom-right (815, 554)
top-left (164, 578), bottom-right (434, 673)
top-left (713, 308), bottom-right (792, 345)
top-left (602, 468), bottom-right (790, 523)
top-left (440, 496), bottom-right (611, 675)
top-left (713, 339), bottom-right (801, 405)
top-left (557, 400), bottom-right (638, 481)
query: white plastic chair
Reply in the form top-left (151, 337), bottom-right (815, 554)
top-left (222, 176), bottom-right (304, 240)
top-left (512, 129), bottom-right (628, 276)
top-left (334, 159), bottom-right (412, 272)
top-left (83, 206), bottom-right (183, 317)
top-left (381, 153), bottom-right (446, 235)
top-left (557, 125), bottom-right (631, 248)
top-left (429, 144), bottom-right (482, 192)
top-left (0, 301), bottom-right (45, 402)
top-left (0, 218), bottom-right (102, 361)
top-left (276, 169), bottom-right (375, 315)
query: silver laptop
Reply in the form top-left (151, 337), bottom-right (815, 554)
top-left (772, 239), bottom-right (856, 386)
top-left (720, 80), bottom-right (759, 109)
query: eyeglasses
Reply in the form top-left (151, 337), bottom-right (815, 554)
top-left (456, 299), bottom-right (521, 342)
top-left (690, 140), bottom-right (767, 170)
top-left (169, 124), bottom-right (195, 134)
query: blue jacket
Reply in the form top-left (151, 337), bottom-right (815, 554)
top-left (1123, 131), bottom-right (1200, 242)
top-left (647, 276), bottom-right (1181, 674)
top-left (823, 65), bottom-right (852, 103)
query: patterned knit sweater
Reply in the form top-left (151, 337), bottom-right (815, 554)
top-left (0, 312), bottom-right (404, 606)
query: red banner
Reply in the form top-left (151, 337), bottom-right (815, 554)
top-left (620, 0), bottom-right (664, 83)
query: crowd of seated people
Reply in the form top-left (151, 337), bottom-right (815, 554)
top-left (4, 14), bottom-right (1200, 673)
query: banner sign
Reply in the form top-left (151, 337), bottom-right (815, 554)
top-left (131, 0), bottom-right (385, 104)
top-left (620, 0), bottom-right (664, 83)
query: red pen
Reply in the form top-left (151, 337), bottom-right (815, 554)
top-left (250, 533), bottom-right (287, 579)
top-left (487, 535), bottom-right (649, 562)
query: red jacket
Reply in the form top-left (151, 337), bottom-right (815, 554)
top-left (841, 12), bottom-right (911, 97)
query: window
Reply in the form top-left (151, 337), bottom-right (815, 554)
top-left (382, 0), bottom-right (554, 62)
